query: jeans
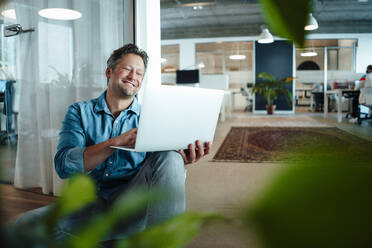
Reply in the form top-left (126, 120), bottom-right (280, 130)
top-left (12, 151), bottom-right (186, 243)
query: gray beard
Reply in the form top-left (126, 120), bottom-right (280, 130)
top-left (119, 85), bottom-right (137, 99)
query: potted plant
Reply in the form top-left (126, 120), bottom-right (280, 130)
top-left (251, 72), bottom-right (293, 114)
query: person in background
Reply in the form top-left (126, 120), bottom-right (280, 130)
top-left (358, 65), bottom-right (372, 105)
top-left (349, 65), bottom-right (372, 123)
top-left (357, 65), bottom-right (372, 88)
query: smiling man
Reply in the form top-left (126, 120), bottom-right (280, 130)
top-left (14, 44), bottom-right (210, 242)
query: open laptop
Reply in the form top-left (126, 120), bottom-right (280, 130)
top-left (110, 85), bottom-right (224, 152)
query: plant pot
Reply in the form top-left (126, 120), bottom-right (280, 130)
top-left (266, 105), bottom-right (276, 115)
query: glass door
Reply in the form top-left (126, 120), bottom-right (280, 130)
top-left (295, 39), bottom-right (357, 114)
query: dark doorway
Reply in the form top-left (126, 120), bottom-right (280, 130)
top-left (255, 40), bottom-right (293, 111)
top-left (297, 61), bottom-right (320, 70)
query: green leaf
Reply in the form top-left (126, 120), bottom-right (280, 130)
top-left (251, 72), bottom-right (293, 107)
top-left (34, 175), bottom-right (97, 242)
top-left (259, 0), bottom-right (311, 47)
top-left (58, 175), bottom-right (97, 216)
top-left (116, 213), bottom-right (221, 248)
top-left (258, 72), bottom-right (274, 81)
top-left (243, 144), bottom-right (372, 248)
top-left (67, 188), bottom-right (162, 248)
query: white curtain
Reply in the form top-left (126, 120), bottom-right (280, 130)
top-left (11, 0), bottom-right (125, 195)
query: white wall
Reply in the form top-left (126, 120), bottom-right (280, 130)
top-left (199, 74), bottom-right (229, 90)
top-left (179, 41), bottom-right (196, 70)
top-left (296, 70), bottom-right (363, 84)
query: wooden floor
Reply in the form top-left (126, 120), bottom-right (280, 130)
top-left (0, 184), bottom-right (55, 223)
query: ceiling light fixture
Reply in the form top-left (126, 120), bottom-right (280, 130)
top-left (164, 67), bottom-right (177, 72)
top-left (229, 54), bottom-right (246, 60)
top-left (305, 13), bottom-right (318, 30)
top-left (258, 25), bottom-right (274, 44)
top-left (301, 51), bottom-right (318, 57)
top-left (229, 42), bottom-right (246, 60)
top-left (300, 48), bottom-right (318, 57)
top-left (182, 1), bottom-right (215, 7)
top-left (1, 9), bottom-right (16, 19)
top-left (192, 6), bottom-right (203, 10)
top-left (38, 8), bottom-right (82, 20)
top-left (197, 62), bottom-right (205, 68)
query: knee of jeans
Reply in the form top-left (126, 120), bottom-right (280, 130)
top-left (154, 151), bottom-right (186, 180)
top-left (12, 205), bottom-right (51, 230)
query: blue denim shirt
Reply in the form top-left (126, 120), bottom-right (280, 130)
top-left (54, 91), bottom-right (147, 199)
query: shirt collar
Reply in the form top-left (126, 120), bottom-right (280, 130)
top-left (127, 96), bottom-right (141, 116)
top-left (94, 91), bottom-right (140, 116)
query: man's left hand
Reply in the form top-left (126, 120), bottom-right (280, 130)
top-left (178, 140), bottom-right (211, 165)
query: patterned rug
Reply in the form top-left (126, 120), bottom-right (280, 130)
top-left (212, 127), bottom-right (372, 163)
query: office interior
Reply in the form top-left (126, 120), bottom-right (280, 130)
top-left (1, 0), bottom-right (372, 247)
top-left (161, 38), bottom-right (367, 113)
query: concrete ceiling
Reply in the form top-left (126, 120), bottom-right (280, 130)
top-left (161, 0), bottom-right (372, 40)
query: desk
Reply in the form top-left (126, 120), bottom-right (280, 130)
top-left (230, 89), bottom-right (241, 111)
top-left (324, 89), bottom-right (360, 123)
top-left (295, 88), bottom-right (312, 106)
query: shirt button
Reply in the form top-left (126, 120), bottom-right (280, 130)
top-left (105, 173), bottom-right (109, 177)
top-left (109, 161), bottom-right (113, 164)
top-left (115, 120), bottom-right (118, 124)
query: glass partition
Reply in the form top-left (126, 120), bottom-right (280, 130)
top-left (195, 41), bottom-right (253, 90)
top-left (160, 44), bottom-right (179, 85)
top-left (161, 44), bottom-right (179, 73)
top-left (295, 39), bottom-right (357, 113)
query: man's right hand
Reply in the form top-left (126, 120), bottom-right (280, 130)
top-left (112, 128), bottom-right (138, 148)
top-left (83, 128), bottom-right (138, 172)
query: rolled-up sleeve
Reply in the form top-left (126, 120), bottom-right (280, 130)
top-left (54, 104), bottom-right (86, 179)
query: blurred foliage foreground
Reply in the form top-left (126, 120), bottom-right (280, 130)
top-left (244, 140), bottom-right (372, 248)
top-left (1, 138), bottom-right (372, 248)
top-left (2, 0), bottom-right (371, 246)
top-left (0, 176), bottom-right (220, 248)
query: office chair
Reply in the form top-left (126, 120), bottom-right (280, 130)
top-left (240, 83), bottom-right (253, 111)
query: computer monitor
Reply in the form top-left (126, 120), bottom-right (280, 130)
top-left (176, 69), bottom-right (199, 84)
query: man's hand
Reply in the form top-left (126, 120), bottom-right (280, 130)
top-left (178, 140), bottom-right (211, 165)
top-left (112, 128), bottom-right (138, 148)
top-left (83, 128), bottom-right (138, 172)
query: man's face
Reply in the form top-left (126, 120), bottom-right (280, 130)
top-left (106, 53), bottom-right (145, 99)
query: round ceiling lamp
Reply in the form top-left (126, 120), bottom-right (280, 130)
top-left (38, 8), bottom-right (82, 20)
top-left (305, 13), bottom-right (318, 30)
top-left (193, 6), bottom-right (203, 10)
top-left (258, 25), bottom-right (274, 44)
top-left (197, 62), bottom-right (205, 68)
top-left (229, 54), bottom-right (246, 60)
top-left (1, 9), bottom-right (16, 19)
top-left (300, 49), bottom-right (318, 57)
top-left (163, 67), bottom-right (177, 72)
